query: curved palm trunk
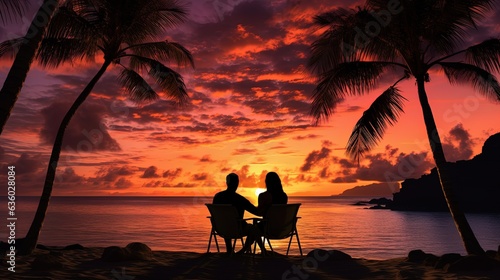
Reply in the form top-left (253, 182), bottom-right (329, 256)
top-left (416, 77), bottom-right (484, 255)
top-left (19, 60), bottom-right (112, 255)
top-left (0, 0), bottom-right (59, 135)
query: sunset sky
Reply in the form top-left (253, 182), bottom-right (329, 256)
top-left (1, 0), bottom-right (499, 199)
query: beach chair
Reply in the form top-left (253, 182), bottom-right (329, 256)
top-left (205, 204), bottom-right (247, 253)
top-left (254, 203), bottom-right (303, 256)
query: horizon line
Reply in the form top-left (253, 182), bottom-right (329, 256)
top-left (1, 194), bottom-right (373, 198)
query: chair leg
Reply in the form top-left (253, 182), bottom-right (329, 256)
top-left (287, 235), bottom-right (293, 255)
top-left (207, 229), bottom-right (221, 253)
top-left (207, 231), bottom-right (213, 253)
top-left (253, 236), bottom-right (265, 254)
top-left (295, 231), bottom-right (303, 256)
top-left (239, 238), bottom-right (247, 253)
top-left (232, 238), bottom-right (237, 253)
top-left (213, 232), bottom-right (220, 253)
top-left (266, 238), bottom-right (273, 252)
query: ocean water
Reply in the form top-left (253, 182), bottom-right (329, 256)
top-left (2, 196), bottom-right (499, 259)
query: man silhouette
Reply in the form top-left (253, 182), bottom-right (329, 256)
top-left (213, 173), bottom-right (258, 252)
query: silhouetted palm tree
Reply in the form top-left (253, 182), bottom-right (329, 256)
top-left (18, 0), bottom-right (194, 254)
top-left (308, 0), bottom-right (500, 255)
top-left (0, 0), bottom-right (58, 134)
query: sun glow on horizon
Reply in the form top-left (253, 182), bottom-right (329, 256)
top-left (254, 188), bottom-right (266, 197)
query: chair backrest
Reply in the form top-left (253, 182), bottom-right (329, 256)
top-left (205, 204), bottom-right (243, 238)
top-left (264, 203), bottom-right (301, 239)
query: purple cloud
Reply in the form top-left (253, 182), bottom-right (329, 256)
top-left (40, 101), bottom-right (121, 152)
top-left (141, 166), bottom-right (161, 178)
top-left (442, 124), bottom-right (474, 162)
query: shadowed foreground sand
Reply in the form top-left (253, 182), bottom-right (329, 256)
top-left (1, 245), bottom-right (500, 279)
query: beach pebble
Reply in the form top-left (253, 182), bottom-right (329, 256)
top-left (306, 249), bottom-right (329, 259)
top-left (434, 253), bottom-right (461, 269)
top-left (327, 250), bottom-right (353, 261)
top-left (407, 250), bottom-right (427, 263)
top-left (126, 242), bottom-right (153, 260)
top-left (306, 249), bottom-right (352, 262)
top-left (63, 244), bottom-right (85, 250)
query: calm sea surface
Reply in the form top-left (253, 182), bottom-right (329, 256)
top-left (2, 196), bottom-right (499, 259)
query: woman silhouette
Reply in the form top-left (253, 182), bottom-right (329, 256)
top-left (257, 172), bottom-right (288, 216)
top-left (237, 172), bottom-right (288, 254)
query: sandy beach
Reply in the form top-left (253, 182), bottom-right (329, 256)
top-left (2, 244), bottom-right (500, 280)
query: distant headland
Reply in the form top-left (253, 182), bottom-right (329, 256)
top-left (337, 182), bottom-right (399, 197)
top-left (390, 132), bottom-right (500, 212)
top-left (340, 133), bottom-right (500, 212)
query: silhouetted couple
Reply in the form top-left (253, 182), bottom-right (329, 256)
top-left (212, 172), bottom-right (287, 254)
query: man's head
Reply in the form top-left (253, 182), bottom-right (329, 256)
top-left (226, 173), bottom-right (239, 191)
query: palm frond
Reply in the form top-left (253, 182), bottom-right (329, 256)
top-left (46, 5), bottom-right (101, 46)
top-left (346, 86), bottom-right (407, 162)
top-left (126, 41), bottom-right (194, 68)
top-left (465, 38), bottom-right (500, 73)
top-left (150, 0), bottom-right (188, 29)
top-left (37, 38), bottom-right (95, 68)
top-left (308, 30), bottom-right (346, 75)
top-left (439, 62), bottom-right (500, 102)
top-left (0, 0), bottom-right (27, 24)
top-left (309, 8), bottom-right (369, 74)
top-left (0, 37), bottom-right (27, 58)
top-left (123, 0), bottom-right (188, 44)
top-left (310, 61), bottom-right (394, 121)
top-left (313, 8), bottom-right (353, 27)
top-left (118, 68), bottom-right (159, 102)
top-left (421, 1), bottom-right (472, 54)
top-left (419, 0), bottom-right (495, 55)
top-left (309, 6), bottom-right (400, 75)
top-left (445, 0), bottom-right (495, 27)
top-left (125, 55), bottom-right (189, 105)
top-left (66, 0), bottom-right (104, 21)
top-left (147, 60), bottom-right (189, 105)
top-left (35, 2), bottom-right (102, 68)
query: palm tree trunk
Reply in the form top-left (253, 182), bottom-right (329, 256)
top-left (19, 60), bottom-right (112, 255)
top-left (416, 77), bottom-right (484, 255)
top-left (0, 0), bottom-right (59, 135)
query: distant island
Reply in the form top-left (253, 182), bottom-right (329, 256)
top-left (390, 132), bottom-right (500, 212)
top-left (339, 132), bottom-right (500, 212)
top-left (338, 182), bottom-right (400, 197)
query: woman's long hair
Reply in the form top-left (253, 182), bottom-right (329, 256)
top-left (265, 172), bottom-right (284, 196)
